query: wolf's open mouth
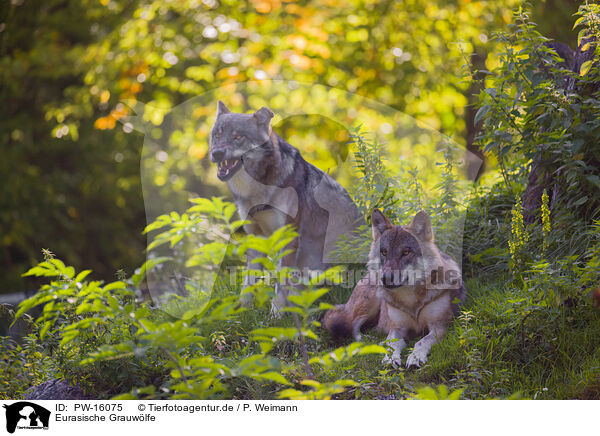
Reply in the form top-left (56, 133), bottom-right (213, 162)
top-left (217, 158), bottom-right (242, 181)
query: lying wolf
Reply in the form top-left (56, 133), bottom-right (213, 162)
top-left (322, 269), bottom-right (380, 342)
top-left (323, 209), bottom-right (466, 368)
top-left (209, 101), bottom-right (363, 313)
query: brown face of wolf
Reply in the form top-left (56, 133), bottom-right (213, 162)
top-left (371, 209), bottom-right (433, 289)
top-left (209, 101), bottom-right (274, 181)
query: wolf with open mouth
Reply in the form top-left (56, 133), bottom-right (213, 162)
top-left (209, 101), bottom-right (364, 314)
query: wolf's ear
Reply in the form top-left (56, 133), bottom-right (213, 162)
top-left (409, 211), bottom-right (434, 242)
top-left (253, 106), bottom-right (274, 126)
top-left (216, 100), bottom-right (231, 116)
top-left (371, 209), bottom-right (393, 237)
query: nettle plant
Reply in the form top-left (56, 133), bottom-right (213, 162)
top-left (333, 128), bottom-right (402, 263)
top-left (474, 5), bottom-right (600, 215)
top-left (13, 198), bottom-right (385, 399)
top-left (335, 127), bottom-right (468, 263)
top-left (0, 332), bottom-right (46, 399)
top-left (350, 127), bottom-right (401, 221)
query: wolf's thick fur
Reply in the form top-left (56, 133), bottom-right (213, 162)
top-left (209, 101), bottom-right (363, 313)
top-left (322, 270), bottom-right (381, 341)
top-left (324, 209), bottom-right (466, 368)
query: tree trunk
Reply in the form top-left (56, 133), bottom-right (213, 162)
top-left (464, 46), bottom-right (487, 181)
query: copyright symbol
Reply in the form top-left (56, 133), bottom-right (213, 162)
top-left (138, 404), bottom-right (146, 411)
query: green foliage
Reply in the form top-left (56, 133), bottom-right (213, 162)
top-left (447, 6), bottom-right (600, 394)
top-left (462, 177), bottom-right (513, 276)
top-left (431, 139), bottom-right (464, 220)
top-left (0, 1), bottom-right (147, 292)
top-left (541, 189), bottom-right (551, 257)
top-left (420, 271), bottom-right (600, 400)
top-left (8, 252), bottom-right (165, 397)
top-left (508, 197), bottom-right (529, 279)
top-left (4, 3), bottom-right (600, 401)
top-left (5, 197), bottom-right (390, 400)
top-left (475, 6), bottom-right (600, 216)
top-left (410, 385), bottom-right (463, 400)
top-left (5, 133), bottom-right (600, 401)
top-left (0, 0), bottom-right (521, 292)
top-left (0, 333), bottom-right (47, 400)
top-left (334, 127), bottom-right (470, 264)
top-left (350, 127), bottom-right (400, 221)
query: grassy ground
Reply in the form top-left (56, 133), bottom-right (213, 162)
top-left (176, 181), bottom-right (600, 400)
top-left (4, 182), bottom-right (599, 400)
top-left (176, 267), bottom-right (600, 400)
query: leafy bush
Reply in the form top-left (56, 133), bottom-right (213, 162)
top-left (5, 2), bottom-right (600, 402)
top-left (7, 198), bottom-right (386, 400)
top-left (2, 125), bottom-right (491, 400)
top-left (0, 332), bottom-right (46, 400)
top-left (475, 5), bottom-right (600, 217)
top-left (335, 128), bottom-right (469, 265)
top-left (7, 4), bottom-right (600, 396)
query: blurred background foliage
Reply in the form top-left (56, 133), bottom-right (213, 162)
top-left (0, 0), bottom-right (580, 293)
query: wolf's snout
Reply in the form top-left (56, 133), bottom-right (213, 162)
top-left (382, 270), bottom-right (399, 288)
top-left (211, 150), bottom-right (225, 162)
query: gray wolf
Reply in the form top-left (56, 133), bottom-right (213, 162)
top-left (209, 101), bottom-right (363, 314)
top-left (324, 208), bottom-right (466, 368)
top-left (322, 270), bottom-right (380, 342)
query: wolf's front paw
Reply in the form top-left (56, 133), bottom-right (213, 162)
top-left (405, 350), bottom-right (428, 368)
top-left (382, 354), bottom-right (402, 368)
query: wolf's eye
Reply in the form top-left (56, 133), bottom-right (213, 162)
top-left (402, 248), bottom-right (411, 256)
top-left (234, 135), bottom-right (243, 141)
top-left (380, 248), bottom-right (388, 256)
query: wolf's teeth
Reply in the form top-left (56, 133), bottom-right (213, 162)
top-left (218, 159), bottom-right (239, 176)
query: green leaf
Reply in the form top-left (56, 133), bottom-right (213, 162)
top-left (586, 175), bottom-right (600, 189)
top-left (40, 322), bottom-right (52, 339)
top-left (104, 281), bottom-right (126, 292)
top-left (251, 327), bottom-right (298, 341)
top-left (580, 60), bottom-right (593, 77)
top-left (63, 266), bottom-right (75, 280)
top-left (23, 261), bottom-right (61, 278)
top-left (74, 270), bottom-right (92, 283)
top-left (474, 104), bottom-right (490, 125)
top-left (107, 296), bottom-right (120, 311)
top-left (287, 288), bottom-right (329, 308)
top-left (257, 371), bottom-right (290, 385)
top-left (573, 15), bottom-right (586, 30)
top-left (132, 256), bottom-right (172, 286)
top-left (358, 344), bottom-right (388, 355)
top-left (59, 329), bottom-right (80, 347)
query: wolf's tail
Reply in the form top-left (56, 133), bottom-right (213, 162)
top-left (322, 305), bottom-right (352, 339)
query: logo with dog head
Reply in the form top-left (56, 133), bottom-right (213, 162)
top-left (2, 402), bottom-right (50, 434)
